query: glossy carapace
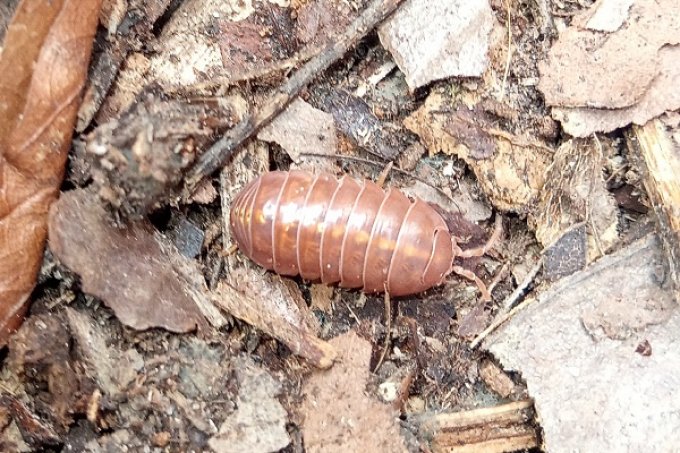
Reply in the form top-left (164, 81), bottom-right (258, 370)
top-left (229, 170), bottom-right (457, 297)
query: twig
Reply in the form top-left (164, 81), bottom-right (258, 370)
top-left (344, 300), bottom-right (362, 326)
top-left (502, 257), bottom-right (542, 312)
top-left (487, 262), bottom-right (510, 295)
top-left (182, 0), bottom-right (407, 196)
top-left (589, 134), bottom-right (606, 257)
top-left (470, 258), bottom-right (542, 349)
top-left (373, 290), bottom-right (392, 373)
top-left (391, 368), bottom-right (416, 413)
top-left (414, 400), bottom-right (538, 452)
top-left (470, 296), bottom-right (536, 350)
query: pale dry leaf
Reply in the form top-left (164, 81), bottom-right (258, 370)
top-left (539, 0), bottom-right (680, 136)
top-left (552, 45), bottom-right (680, 137)
top-left (485, 235), bottom-right (679, 452)
top-left (0, 0), bottom-right (102, 345)
top-left (539, 0), bottom-right (679, 109)
top-left (301, 330), bottom-right (408, 453)
top-left (582, 0), bottom-right (634, 32)
top-left (48, 189), bottom-right (215, 333)
top-left (379, 0), bottom-right (494, 90)
top-left (258, 98), bottom-right (338, 167)
top-left (209, 356), bottom-right (290, 453)
top-left (65, 308), bottom-right (144, 396)
top-left (400, 177), bottom-right (492, 223)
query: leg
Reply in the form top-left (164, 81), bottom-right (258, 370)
top-left (373, 287), bottom-right (392, 373)
top-left (452, 265), bottom-right (492, 302)
top-left (455, 214), bottom-right (503, 258)
top-left (222, 243), bottom-right (239, 256)
top-left (375, 161), bottom-right (394, 189)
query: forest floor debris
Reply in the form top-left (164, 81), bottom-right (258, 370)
top-left (539, 0), bottom-right (680, 136)
top-left (0, 0), bottom-right (101, 345)
top-left (300, 330), bottom-right (408, 453)
top-left (1, 0), bottom-right (679, 451)
top-left (484, 234), bottom-right (679, 452)
top-left (48, 189), bottom-right (221, 333)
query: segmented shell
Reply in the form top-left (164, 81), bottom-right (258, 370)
top-left (229, 170), bottom-right (453, 296)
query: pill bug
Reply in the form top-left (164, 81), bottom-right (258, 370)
top-left (230, 170), bottom-right (493, 297)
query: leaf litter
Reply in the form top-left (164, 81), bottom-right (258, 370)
top-left (484, 235), bottom-right (680, 453)
top-left (539, 0), bottom-right (680, 136)
top-left (2, 0), bottom-right (680, 451)
top-left (48, 188), bottom-right (223, 333)
top-left (209, 356), bottom-right (290, 453)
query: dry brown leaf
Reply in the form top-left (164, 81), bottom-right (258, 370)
top-left (218, 2), bottom-right (297, 82)
top-left (0, 0), bottom-right (102, 345)
top-left (296, 0), bottom-right (358, 49)
top-left (485, 235), bottom-right (679, 452)
top-left (7, 312), bottom-right (81, 433)
top-left (48, 189), bottom-right (223, 333)
top-left (258, 98), bottom-right (338, 170)
top-left (404, 91), bottom-right (551, 213)
top-left (379, 0), bottom-right (494, 90)
top-left (301, 330), bottom-right (408, 452)
top-left (528, 139), bottom-right (619, 261)
top-left (313, 87), bottom-right (404, 161)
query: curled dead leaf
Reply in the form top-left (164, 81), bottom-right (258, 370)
top-left (0, 0), bottom-right (102, 345)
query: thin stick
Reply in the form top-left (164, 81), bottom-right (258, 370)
top-left (373, 290), bottom-right (392, 373)
top-left (502, 257), bottom-right (542, 312)
top-left (469, 258), bottom-right (543, 349)
top-left (183, 0), bottom-right (407, 196)
top-left (469, 296), bottom-right (537, 350)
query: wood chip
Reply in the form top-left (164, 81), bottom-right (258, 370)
top-left (412, 400), bottom-right (538, 453)
top-left (627, 118), bottom-right (680, 298)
